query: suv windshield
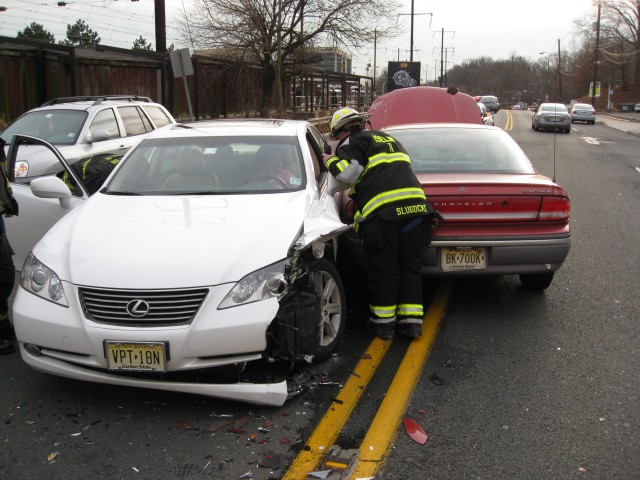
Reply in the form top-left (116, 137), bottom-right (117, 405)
top-left (0, 110), bottom-right (87, 146)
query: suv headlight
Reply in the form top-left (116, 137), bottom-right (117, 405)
top-left (20, 254), bottom-right (68, 307)
top-left (218, 260), bottom-right (288, 309)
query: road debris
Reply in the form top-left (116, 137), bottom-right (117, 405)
top-left (403, 417), bottom-right (428, 445)
top-left (313, 445), bottom-right (359, 479)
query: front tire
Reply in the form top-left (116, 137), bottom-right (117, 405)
top-left (301, 258), bottom-right (346, 361)
top-left (520, 272), bottom-right (554, 291)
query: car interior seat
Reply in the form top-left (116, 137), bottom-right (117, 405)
top-left (162, 147), bottom-right (219, 190)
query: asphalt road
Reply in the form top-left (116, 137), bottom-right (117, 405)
top-left (2, 110), bottom-right (639, 480)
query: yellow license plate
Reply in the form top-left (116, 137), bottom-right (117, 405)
top-left (106, 342), bottom-right (166, 372)
top-left (441, 247), bottom-right (486, 272)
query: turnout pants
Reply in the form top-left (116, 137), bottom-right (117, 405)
top-left (360, 215), bottom-right (431, 328)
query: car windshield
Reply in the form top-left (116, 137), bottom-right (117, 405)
top-left (540, 104), bottom-right (568, 113)
top-left (388, 127), bottom-right (536, 174)
top-left (106, 136), bottom-right (306, 195)
top-left (0, 110), bottom-right (87, 146)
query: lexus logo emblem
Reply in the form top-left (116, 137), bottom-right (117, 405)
top-left (126, 299), bottom-right (150, 318)
top-left (459, 187), bottom-right (467, 193)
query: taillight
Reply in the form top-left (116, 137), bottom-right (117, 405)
top-left (539, 196), bottom-right (570, 221)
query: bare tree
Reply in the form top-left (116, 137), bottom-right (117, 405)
top-left (575, 1), bottom-right (640, 85)
top-left (177, 0), bottom-right (400, 116)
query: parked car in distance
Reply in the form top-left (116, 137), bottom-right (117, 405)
top-left (336, 92), bottom-right (571, 291)
top-left (6, 119), bottom-right (349, 406)
top-left (570, 103), bottom-right (596, 124)
top-left (634, 103), bottom-right (640, 113)
top-left (532, 103), bottom-right (572, 133)
top-left (1, 95), bottom-right (176, 179)
top-left (479, 95), bottom-right (500, 113)
top-left (478, 102), bottom-right (495, 126)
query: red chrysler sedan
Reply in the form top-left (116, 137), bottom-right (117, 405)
top-left (336, 87), bottom-right (571, 290)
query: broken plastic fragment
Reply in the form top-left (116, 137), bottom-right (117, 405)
top-left (362, 353), bottom-right (372, 359)
top-left (227, 428), bottom-right (247, 434)
top-left (280, 437), bottom-right (292, 445)
top-left (207, 419), bottom-right (232, 433)
top-left (132, 466), bottom-right (139, 473)
top-left (239, 471), bottom-right (253, 479)
top-left (258, 452), bottom-right (280, 469)
top-left (418, 409), bottom-right (426, 414)
top-left (403, 418), bottom-right (429, 445)
top-left (175, 420), bottom-right (195, 430)
top-left (47, 451), bottom-right (59, 464)
top-left (307, 470), bottom-right (332, 479)
top-left (233, 415), bottom-right (250, 429)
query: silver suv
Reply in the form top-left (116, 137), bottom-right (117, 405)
top-left (1, 95), bottom-right (175, 178)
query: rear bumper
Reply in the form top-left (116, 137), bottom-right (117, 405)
top-left (421, 236), bottom-right (571, 275)
top-left (339, 233), bottom-right (571, 276)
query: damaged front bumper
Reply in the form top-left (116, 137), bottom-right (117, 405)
top-left (19, 345), bottom-right (290, 406)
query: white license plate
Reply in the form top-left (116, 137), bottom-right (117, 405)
top-left (106, 342), bottom-right (166, 372)
top-left (441, 247), bottom-right (486, 272)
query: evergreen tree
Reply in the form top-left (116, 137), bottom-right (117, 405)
top-left (132, 36), bottom-right (153, 51)
top-left (17, 22), bottom-right (55, 43)
top-left (60, 19), bottom-right (101, 47)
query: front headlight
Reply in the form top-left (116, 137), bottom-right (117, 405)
top-left (218, 260), bottom-right (288, 309)
top-left (20, 254), bottom-right (68, 307)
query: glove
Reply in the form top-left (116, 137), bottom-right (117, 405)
top-left (335, 160), bottom-right (364, 186)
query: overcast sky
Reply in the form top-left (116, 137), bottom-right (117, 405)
top-left (0, 0), bottom-right (598, 81)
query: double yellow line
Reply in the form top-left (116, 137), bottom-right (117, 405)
top-left (504, 111), bottom-right (514, 131)
top-left (283, 279), bottom-right (453, 479)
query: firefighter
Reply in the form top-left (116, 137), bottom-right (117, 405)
top-left (323, 107), bottom-right (432, 340)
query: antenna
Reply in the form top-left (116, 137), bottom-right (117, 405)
top-left (553, 129), bottom-right (557, 182)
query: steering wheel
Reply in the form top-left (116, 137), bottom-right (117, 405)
top-left (242, 174), bottom-right (288, 189)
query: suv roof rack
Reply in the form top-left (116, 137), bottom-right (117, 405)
top-left (41, 95), bottom-right (152, 107)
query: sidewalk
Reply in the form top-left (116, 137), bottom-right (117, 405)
top-left (597, 112), bottom-right (640, 136)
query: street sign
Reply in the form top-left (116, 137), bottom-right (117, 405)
top-left (169, 48), bottom-right (194, 78)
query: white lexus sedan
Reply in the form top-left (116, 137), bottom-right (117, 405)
top-left (6, 119), bottom-right (349, 406)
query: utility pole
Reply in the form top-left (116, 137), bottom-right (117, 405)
top-left (592, 1), bottom-right (601, 107)
top-left (373, 29), bottom-right (377, 94)
top-left (557, 38), bottom-right (562, 101)
top-left (154, 0), bottom-right (166, 52)
top-left (410, 0), bottom-right (414, 62)
top-left (440, 28), bottom-right (444, 87)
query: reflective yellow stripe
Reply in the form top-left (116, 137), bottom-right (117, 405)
top-left (354, 187), bottom-right (427, 223)
top-left (365, 152), bottom-right (410, 172)
top-left (397, 304), bottom-right (424, 316)
top-left (370, 305), bottom-right (396, 318)
top-left (327, 156), bottom-right (351, 174)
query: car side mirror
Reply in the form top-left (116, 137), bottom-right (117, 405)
top-left (86, 129), bottom-right (110, 144)
top-left (30, 176), bottom-right (74, 209)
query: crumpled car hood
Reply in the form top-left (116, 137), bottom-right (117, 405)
top-left (33, 192), bottom-right (327, 289)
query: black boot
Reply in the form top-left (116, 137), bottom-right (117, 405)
top-left (0, 339), bottom-right (15, 355)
